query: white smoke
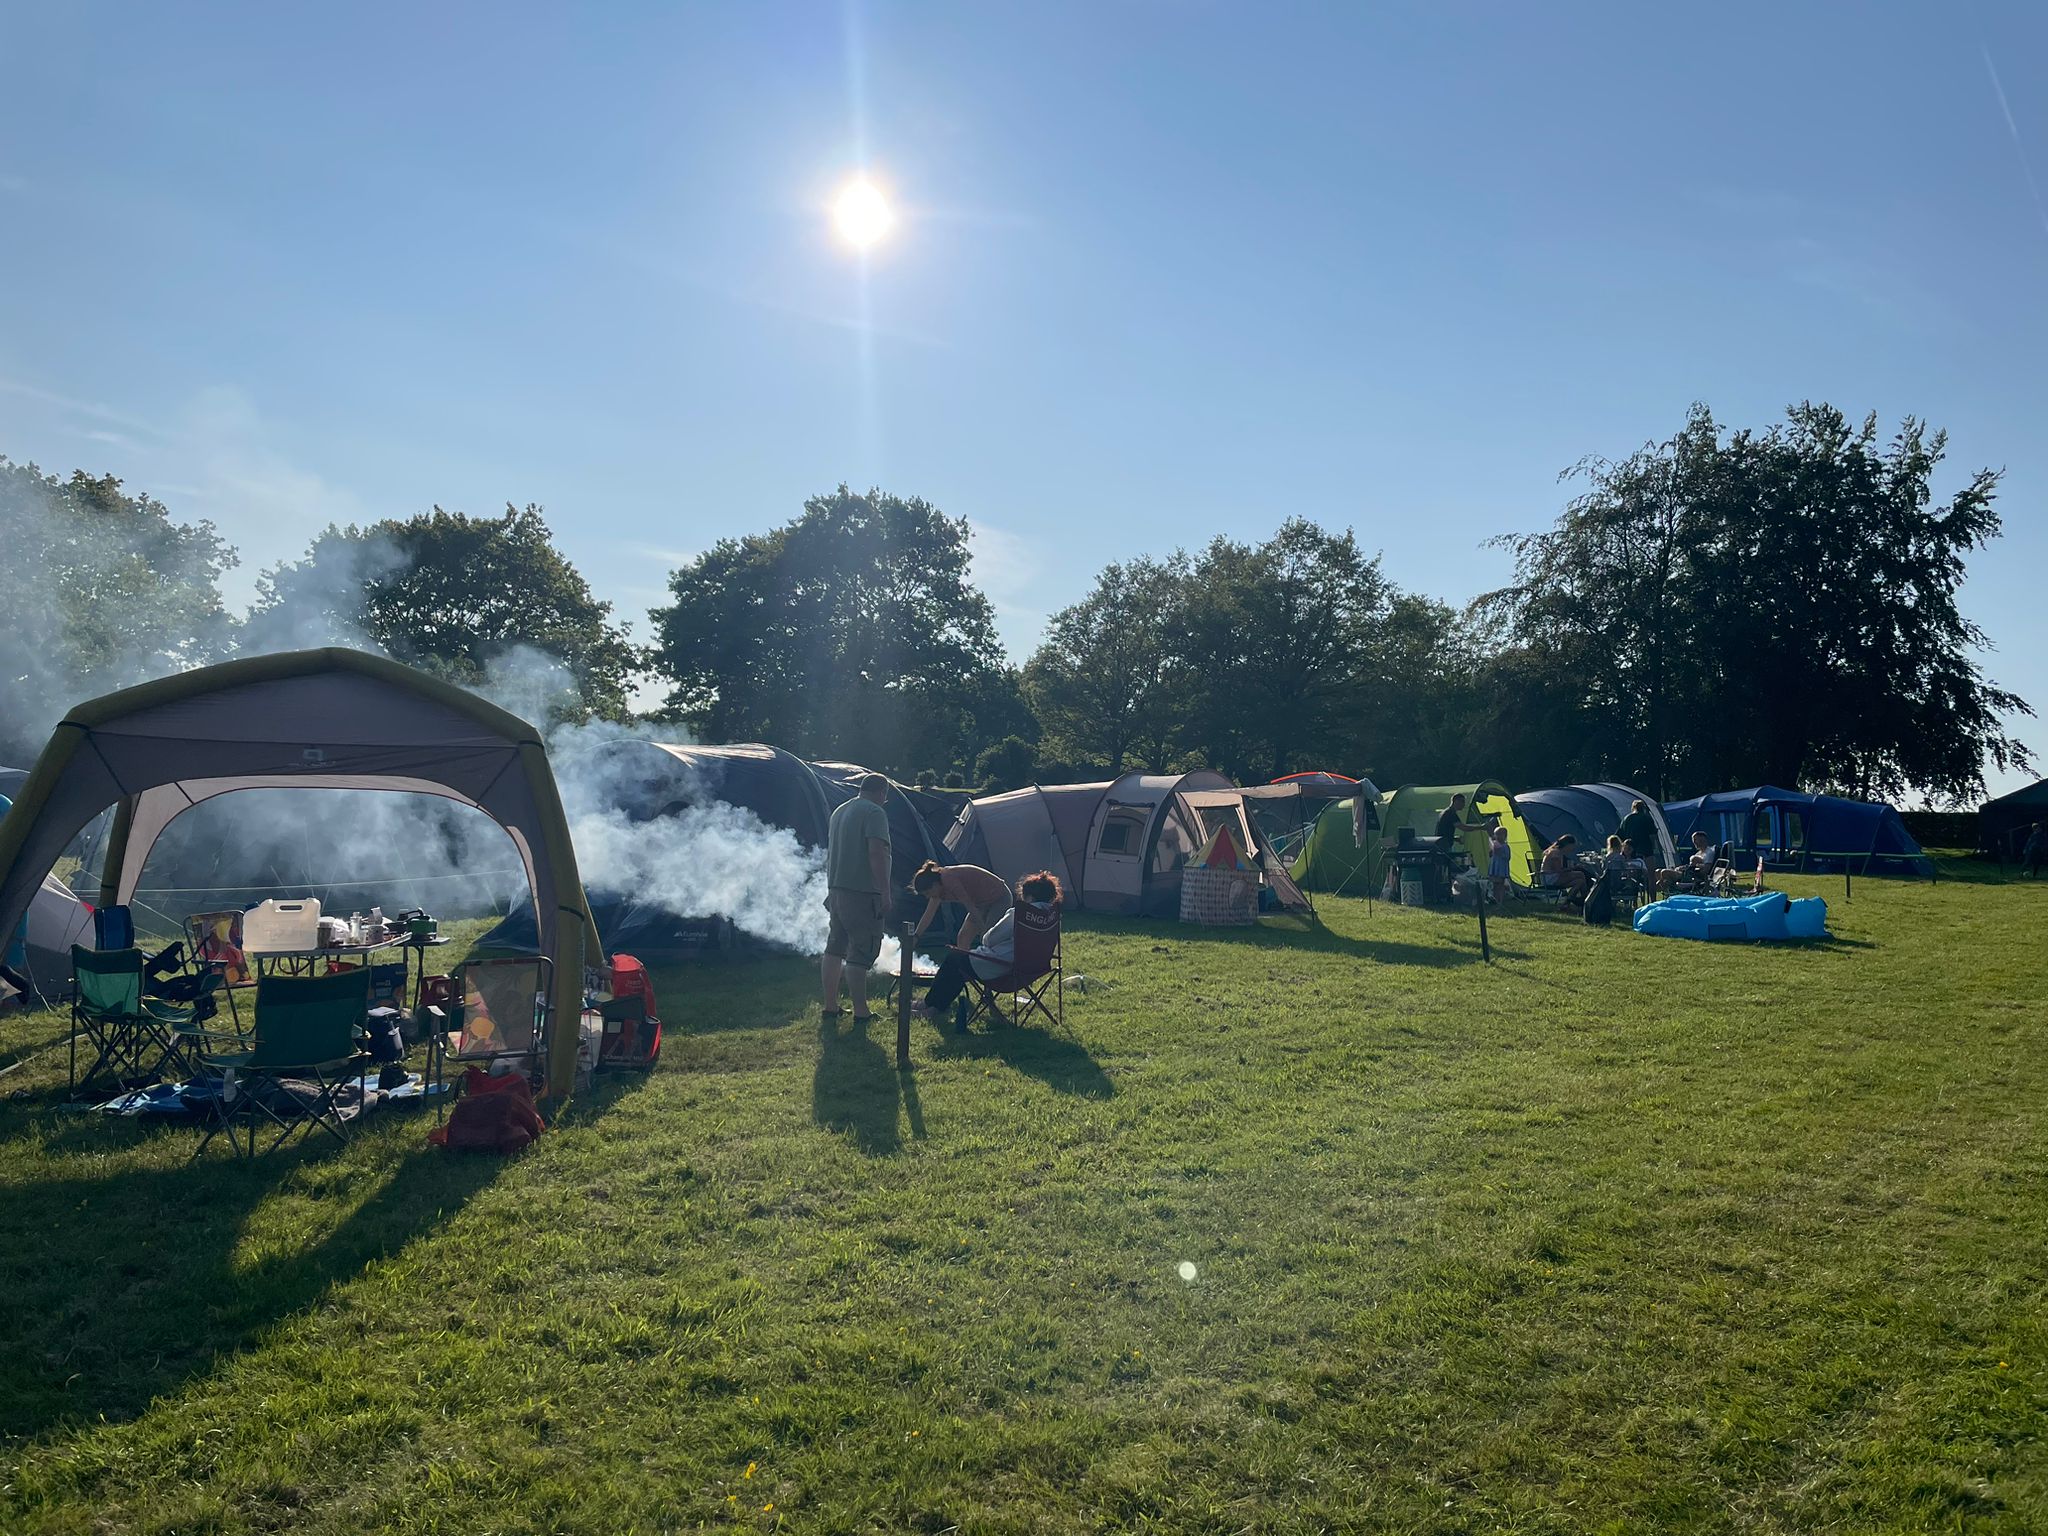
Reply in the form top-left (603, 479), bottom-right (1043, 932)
top-left (567, 800), bottom-right (831, 953)
top-left (520, 675), bottom-right (839, 955)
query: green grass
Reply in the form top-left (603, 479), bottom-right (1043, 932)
top-left (2, 869), bottom-right (2045, 1533)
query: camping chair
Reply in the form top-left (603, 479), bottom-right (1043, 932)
top-left (422, 956), bottom-right (552, 1104)
top-left (68, 945), bottom-right (205, 1097)
top-left (195, 968), bottom-right (373, 1157)
top-left (184, 909), bottom-right (255, 1028)
top-left (962, 905), bottom-right (1064, 1032)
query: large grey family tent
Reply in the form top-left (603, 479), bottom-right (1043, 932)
top-left (1516, 784), bottom-right (1678, 868)
top-left (0, 649), bottom-right (601, 1097)
top-left (945, 773), bottom-right (1309, 916)
top-left (0, 767), bottom-right (96, 1000)
top-left (1979, 779), bottom-right (2048, 860)
top-left (1661, 785), bottom-right (1932, 876)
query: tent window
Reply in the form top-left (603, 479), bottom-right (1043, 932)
top-left (1097, 813), bottom-right (1144, 855)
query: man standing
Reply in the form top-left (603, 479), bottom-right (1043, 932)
top-left (1617, 798), bottom-right (1661, 869)
top-left (1434, 793), bottom-right (1473, 851)
top-left (821, 773), bottom-right (893, 1022)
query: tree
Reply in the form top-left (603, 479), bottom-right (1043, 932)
top-left (974, 735), bottom-right (1037, 792)
top-left (1480, 403), bottom-right (2032, 802)
top-left (1022, 555), bottom-right (1190, 773)
top-left (649, 486), bottom-right (1009, 771)
top-left (1178, 519), bottom-right (1396, 780)
top-left (0, 457), bottom-right (237, 761)
top-left (249, 505), bottom-right (639, 724)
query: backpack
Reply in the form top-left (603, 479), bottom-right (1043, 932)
top-left (1582, 870), bottom-right (1616, 926)
top-left (428, 1067), bottom-right (546, 1154)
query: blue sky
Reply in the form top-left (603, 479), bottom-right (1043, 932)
top-left (2, 2), bottom-right (2043, 796)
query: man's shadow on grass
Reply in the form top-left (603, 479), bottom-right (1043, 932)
top-left (0, 1134), bottom-right (504, 1445)
top-left (811, 1015), bottom-right (910, 1155)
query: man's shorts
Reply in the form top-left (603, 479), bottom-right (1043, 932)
top-left (825, 888), bottom-right (884, 967)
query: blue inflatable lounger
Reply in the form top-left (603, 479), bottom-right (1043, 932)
top-left (1633, 892), bottom-right (1828, 943)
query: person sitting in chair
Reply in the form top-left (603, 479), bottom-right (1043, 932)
top-left (915, 871), bottom-right (1063, 1030)
top-left (908, 859), bottom-right (1013, 950)
top-left (1539, 836), bottom-right (1588, 897)
top-left (1619, 837), bottom-right (1651, 893)
top-left (1661, 831), bottom-right (1720, 892)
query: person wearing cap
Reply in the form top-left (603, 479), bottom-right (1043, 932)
top-left (820, 773), bottom-right (893, 1023)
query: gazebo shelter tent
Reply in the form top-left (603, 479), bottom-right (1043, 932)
top-left (0, 649), bottom-right (600, 1096)
top-left (1241, 773), bottom-right (1377, 869)
top-left (1516, 784), bottom-right (1678, 868)
top-left (1979, 778), bottom-right (2048, 860)
top-left (1662, 785), bottom-right (1932, 877)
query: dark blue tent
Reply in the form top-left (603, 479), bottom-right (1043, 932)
top-left (1516, 783), bottom-right (1677, 867)
top-left (1979, 779), bottom-right (2048, 859)
top-left (1661, 785), bottom-right (1931, 876)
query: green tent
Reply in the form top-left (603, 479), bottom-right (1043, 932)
top-left (1290, 799), bottom-right (1377, 891)
top-left (1291, 780), bottom-right (1539, 894)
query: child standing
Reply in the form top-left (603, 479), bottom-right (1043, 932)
top-left (1488, 825), bottom-right (1512, 903)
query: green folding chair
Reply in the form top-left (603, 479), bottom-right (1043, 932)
top-left (69, 945), bottom-right (202, 1099)
top-left (196, 968), bottom-right (372, 1157)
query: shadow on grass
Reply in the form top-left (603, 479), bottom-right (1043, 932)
top-left (1921, 853), bottom-right (2022, 887)
top-left (930, 1019), bottom-right (1114, 1098)
top-left (0, 1136), bottom-right (505, 1443)
top-left (1084, 914), bottom-right (1533, 967)
top-left (811, 1015), bottom-right (904, 1155)
top-left (658, 954), bottom-right (820, 1034)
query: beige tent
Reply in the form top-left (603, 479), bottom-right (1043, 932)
top-left (0, 649), bottom-right (600, 1097)
top-left (945, 772), bottom-right (1311, 917)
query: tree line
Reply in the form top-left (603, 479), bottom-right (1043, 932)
top-left (0, 400), bottom-right (2031, 804)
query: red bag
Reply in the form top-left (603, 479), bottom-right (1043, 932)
top-left (428, 1067), bottom-right (545, 1154)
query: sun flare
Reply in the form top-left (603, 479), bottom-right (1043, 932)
top-left (832, 178), bottom-right (894, 249)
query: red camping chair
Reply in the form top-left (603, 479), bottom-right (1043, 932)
top-left (596, 953), bottom-right (662, 1069)
top-left (963, 905), bottom-right (1063, 1031)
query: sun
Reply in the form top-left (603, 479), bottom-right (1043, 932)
top-left (832, 178), bottom-right (894, 249)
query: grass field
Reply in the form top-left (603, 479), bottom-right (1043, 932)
top-left (2, 867), bottom-right (2045, 1534)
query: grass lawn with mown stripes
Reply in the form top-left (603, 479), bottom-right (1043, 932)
top-left (1, 865), bottom-right (2044, 1534)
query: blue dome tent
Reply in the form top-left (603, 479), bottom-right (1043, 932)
top-left (1661, 785), bottom-right (1932, 877)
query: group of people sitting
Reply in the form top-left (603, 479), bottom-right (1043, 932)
top-left (1535, 825), bottom-right (1742, 906)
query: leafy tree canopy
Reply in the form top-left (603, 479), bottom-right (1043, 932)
top-left (250, 504), bottom-right (639, 724)
top-left (1479, 402), bottom-right (2032, 802)
top-left (0, 457), bottom-right (236, 761)
top-left (649, 487), bottom-right (1011, 772)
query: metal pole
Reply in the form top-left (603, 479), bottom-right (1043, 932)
top-left (896, 921), bottom-right (912, 1069)
top-left (1474, 871), bottom-right (1491, 964)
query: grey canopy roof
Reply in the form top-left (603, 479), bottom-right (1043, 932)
top-left (0, 649), bottom-right (599, 1096)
